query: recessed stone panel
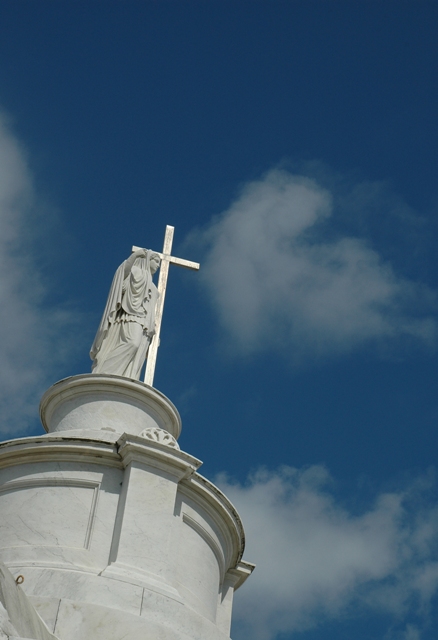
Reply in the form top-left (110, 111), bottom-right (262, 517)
top-left (0, 479), bottom-right (99, 550)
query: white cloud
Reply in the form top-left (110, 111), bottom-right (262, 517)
top-left (217, 467), bottom-right (438, 640)
top-left (193, 169), bottom-right (436, 360)
top-left (0, 114), bottom-right (77, 436)
top-left (403, 625), bottom-right (421, 640)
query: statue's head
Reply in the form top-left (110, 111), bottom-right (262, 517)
top-left (149, 252), bottom-right (161, 275)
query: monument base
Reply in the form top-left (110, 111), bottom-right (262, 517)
top-left (0, 376), bottom-right (254, 640)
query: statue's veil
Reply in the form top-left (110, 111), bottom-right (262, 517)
top-left (90, 250), bottom-right (158, 362)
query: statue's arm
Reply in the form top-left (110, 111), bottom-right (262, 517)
top-left (123, 248), bottom-right (147, 278)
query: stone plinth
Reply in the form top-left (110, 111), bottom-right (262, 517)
top-left (39, 374), bottom-right (181, 439)
top-left (0, 376), bottom-right (254, 640)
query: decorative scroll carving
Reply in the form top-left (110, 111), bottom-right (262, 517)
top-left (138, 427), bottom-right (180, 450)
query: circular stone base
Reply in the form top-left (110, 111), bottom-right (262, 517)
top-left (39, 374), bottom-right (182, 439)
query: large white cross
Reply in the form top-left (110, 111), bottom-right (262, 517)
top-left (132, 225), bottom-right (200, 387)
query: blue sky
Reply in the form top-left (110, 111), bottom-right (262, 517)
top-left (0, 2), bottom-right (438, 639)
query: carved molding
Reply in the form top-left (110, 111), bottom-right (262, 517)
top-left (138, 427), bottom-right (180, 450)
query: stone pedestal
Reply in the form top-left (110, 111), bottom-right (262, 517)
top-left (40, 374), bottom-right (181, 439)
top-left (0, 376), bottom-right (254, 640)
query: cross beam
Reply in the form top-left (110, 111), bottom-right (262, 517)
top-left (132, 225), bottom-right (200, 387)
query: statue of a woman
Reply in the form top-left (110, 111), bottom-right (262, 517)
top-left (90, 248), bottom-right (161, 380)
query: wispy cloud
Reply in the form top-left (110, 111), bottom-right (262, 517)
top-left (218, 467), bottom-right (438, 640)
top-left (0, 113), bottom-right (78, 436)
top-left (191, 169), bottom-right (436, 361)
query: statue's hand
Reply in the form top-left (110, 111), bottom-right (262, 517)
top-left (124, 248), bottom-right (148, 278)
top-left (147, 329), bottom-right (156, 339)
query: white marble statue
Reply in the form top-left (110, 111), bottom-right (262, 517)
top-left (0, 600), bottom-right (18, 639)
top-left (90, 248), bottom-right (161, 380)
top-left (0, 561), bottom-right (58, 639)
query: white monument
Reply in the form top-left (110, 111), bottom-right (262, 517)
top-left (0, 226), bottom-right (254, 639)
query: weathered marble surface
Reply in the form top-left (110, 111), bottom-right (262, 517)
top-left (40, 598), bottom-right (234, 640)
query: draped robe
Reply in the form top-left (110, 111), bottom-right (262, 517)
top-left (90, 253), bottom-right (159, 380)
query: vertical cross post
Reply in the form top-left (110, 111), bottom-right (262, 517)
top-left (132, 225), bottom-right (200, 387)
